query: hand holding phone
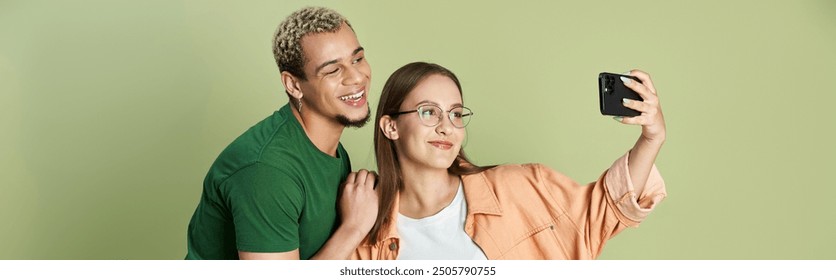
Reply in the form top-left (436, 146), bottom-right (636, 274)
top-left (599, 72), bottom-right (643, 116)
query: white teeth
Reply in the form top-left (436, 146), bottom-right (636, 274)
top-left (339, 91), bottom-right (364, 101)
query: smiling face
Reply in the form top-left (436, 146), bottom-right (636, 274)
top-left (296, 22), bottom-right (371, 127)
top-left (384, 74), bottom-right (466, 171)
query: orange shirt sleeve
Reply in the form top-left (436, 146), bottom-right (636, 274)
top-left (536, 152), bottom-right (666, 258)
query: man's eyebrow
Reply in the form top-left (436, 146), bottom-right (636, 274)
top-left (314, 59), bottom-right (338, 74)
top-left (352, 46), bottom-right (364, 56)
top-left (313, 46), bottom-right (365, 74)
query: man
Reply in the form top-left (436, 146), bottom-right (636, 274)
top-left (186, 6), bottom-right (378, 260)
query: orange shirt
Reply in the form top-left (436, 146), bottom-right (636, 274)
top-left (352, 153), bottom-right (666, 260)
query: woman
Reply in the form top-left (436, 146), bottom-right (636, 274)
top-left (352, 62), bottom-right (667, 260)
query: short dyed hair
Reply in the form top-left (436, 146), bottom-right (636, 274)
top-left (272, 7), bottom-right (352, 81)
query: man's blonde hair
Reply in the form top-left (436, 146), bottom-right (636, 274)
top-left (272, 7), bottom-right (352, 81)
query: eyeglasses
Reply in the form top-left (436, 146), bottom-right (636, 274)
top-left (389, 104), bottom-right (473, 128)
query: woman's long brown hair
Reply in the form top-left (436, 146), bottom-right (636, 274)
top-left (366, 62), bottom-right (495, 244)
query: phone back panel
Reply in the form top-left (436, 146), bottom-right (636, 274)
top-left (598, 72), bottom-right (643, 117)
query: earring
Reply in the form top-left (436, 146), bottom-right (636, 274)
top-left (296, 95), bottom-right (303, 113)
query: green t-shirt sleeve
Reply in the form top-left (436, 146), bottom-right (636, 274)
top-left (224, 163), bottom-right (303, 253)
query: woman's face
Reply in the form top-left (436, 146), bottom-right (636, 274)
top-left (386, 74), bottom-right (466, 171)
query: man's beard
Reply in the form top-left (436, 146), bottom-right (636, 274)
top-left (337, 107), bottom-right (371, 128)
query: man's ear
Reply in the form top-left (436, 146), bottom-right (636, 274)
top-left (281, 71), bottom-right (304, 99)
top-left (379, 115), bottom-right (399, 140)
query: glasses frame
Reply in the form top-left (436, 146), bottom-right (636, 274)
top-left (389, 104), bottom-right (473, 128)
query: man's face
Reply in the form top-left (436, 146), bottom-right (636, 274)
top-left (297, 22), bottom-right (371, 127)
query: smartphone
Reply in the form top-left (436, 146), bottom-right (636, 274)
top-left (598, 72), bottom-right (643, 117)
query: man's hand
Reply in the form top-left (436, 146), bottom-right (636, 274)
top-left (339, 169), bottom-right (379, 237)
top-left (238, 170), bottom-right (380, 260)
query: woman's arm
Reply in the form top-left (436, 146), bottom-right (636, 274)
top-left (616, 70), bottom-right (666, 191)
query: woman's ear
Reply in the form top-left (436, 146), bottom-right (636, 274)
top-left (379, 116), bottom-right (399, 140)
top-left (281, 71), bottom-right (304, 99)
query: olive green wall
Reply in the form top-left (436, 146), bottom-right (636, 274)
top-left (2, 0), bottom-right (834, 259)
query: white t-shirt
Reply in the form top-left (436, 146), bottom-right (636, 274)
top-left (396, 182), bottom-right (488, 260)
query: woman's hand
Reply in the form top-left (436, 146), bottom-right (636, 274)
top-left (617, 70), bottom-right (666, 145)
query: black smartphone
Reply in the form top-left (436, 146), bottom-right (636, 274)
top-left (598, 72), bottom-right (643, 117)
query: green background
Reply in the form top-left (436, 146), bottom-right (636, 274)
top-left (2, 0), bottom-right (834, 259)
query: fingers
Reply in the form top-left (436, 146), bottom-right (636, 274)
top-left (346, 169), bottom-right (377, 189)
top-left (354, 169), bottom-right (368, 186)
top-left (362, 170), bottom-right (377, 190)
top-left (626, 69), bottom-right (656, 94)
top-left (616, 115), bottom-right (647, 126)
top-left (621, 75), bottom-right (655, 102)
top-left (622, 98), bottom-right (657, 116)
top-left (621, 70), bottom-right (660, 122)
top-left (618, 97), bottom-right (660, 126)
top-left (344, 172), bottom-right (356, 185)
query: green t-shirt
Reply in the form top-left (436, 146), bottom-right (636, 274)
top-left (186, 104), bottom-right (351, 260)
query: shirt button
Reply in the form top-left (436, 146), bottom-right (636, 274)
top-left (389, 242), bottom-right (398, 251)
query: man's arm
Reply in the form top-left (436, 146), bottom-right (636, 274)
top-left (237, 225), bottom-right (366, 260)
top-left (239, 250), bottom-right (299, 260)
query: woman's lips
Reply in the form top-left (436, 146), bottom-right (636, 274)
top-left (428, 140), bottom-right (453, 150)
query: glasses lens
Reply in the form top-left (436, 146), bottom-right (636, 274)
top-left (417, 106), bottom-right (442, 126)
top-left (450, 107), bottom-right (472, 128)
